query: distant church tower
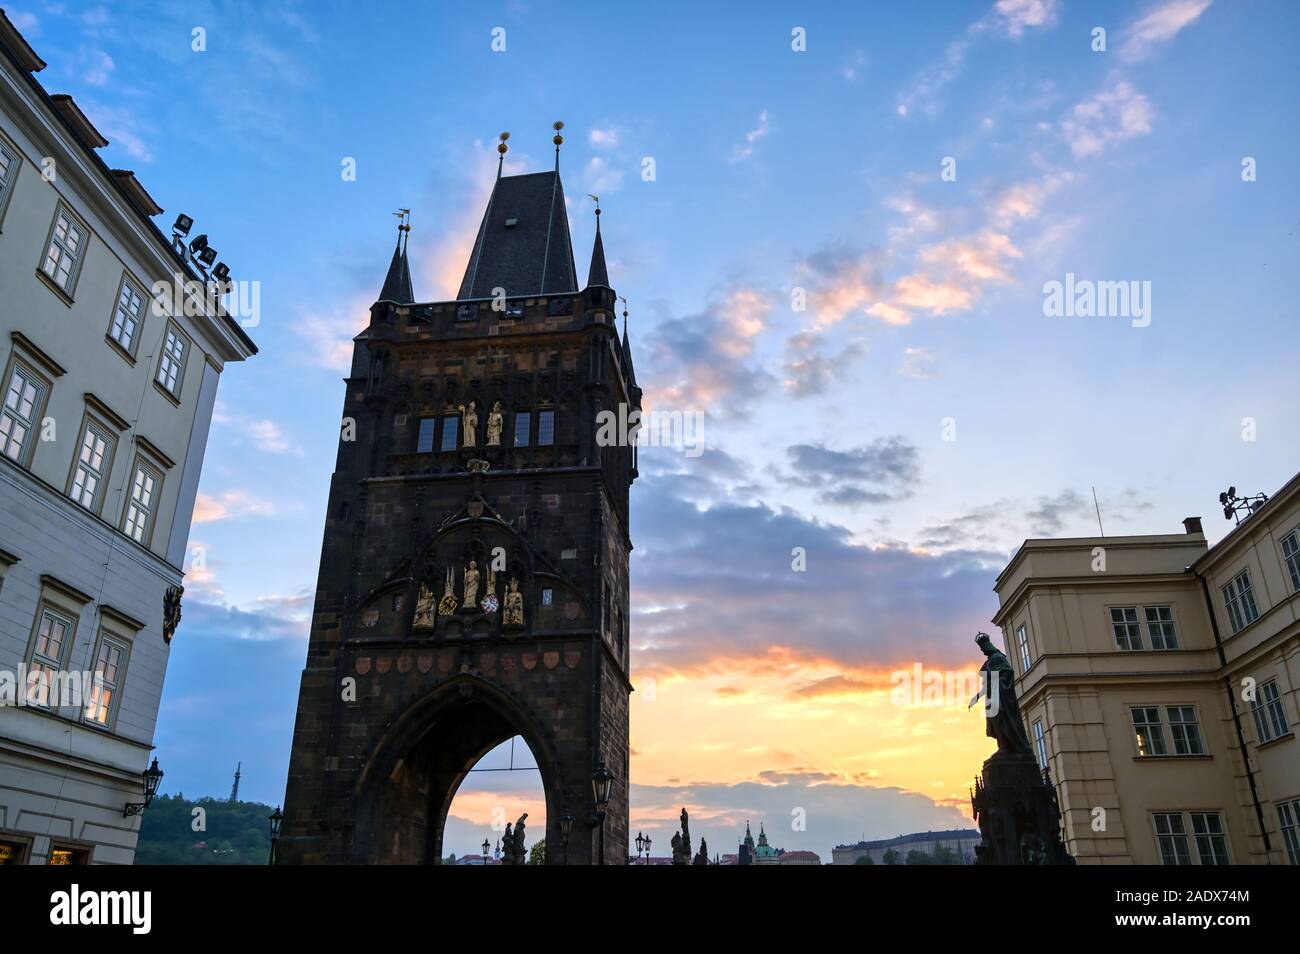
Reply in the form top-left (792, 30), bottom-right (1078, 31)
top-left (229, 762), bottom-right (241, 802)
top-left (279, 127), bottom-right (638, 864)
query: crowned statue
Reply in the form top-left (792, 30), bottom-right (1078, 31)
top-left (503, 577), bottom-right (524, 627)
top-left (412, 582), bottom-right (436, 629)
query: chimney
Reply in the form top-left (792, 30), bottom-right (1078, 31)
top-left (1183, 516), bottom-right (1203, 535)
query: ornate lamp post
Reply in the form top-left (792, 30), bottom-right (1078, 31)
top-left (267, 806), bottom-right (283, 865)
top-left (123, 758), bottom-right (164, 817)
top-left (560, 810), bottom-right (574, 866)
top-left (591, 761), bottom-right (613, 865)
top-left (642, 832), bottom-right (652, 865)
top-left (482, 838), bottom-right (491, 865)
top-left (634, 831), bottom-right (645, 865)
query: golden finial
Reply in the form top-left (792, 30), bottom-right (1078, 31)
top-left (497, 131), bottom-right (510, 156)
top-left (552, 120), bottom-right (564, 147)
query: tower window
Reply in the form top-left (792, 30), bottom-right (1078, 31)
top-left (537, 410), bottom-right (555, 446)
top-left (440, 415), bottom-right (459, 451)
top-left (416, 417), bottom-right (435, 453)
top-left (514, 411), bottom-right (531, 447)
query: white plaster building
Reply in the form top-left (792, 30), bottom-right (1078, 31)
top-left (0, 12), bottom-right (256, 865)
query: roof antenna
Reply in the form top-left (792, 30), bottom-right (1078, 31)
top-left (1091, 486), bottom-right (1105, 537)
top-left (393, 208), bottom-right (410, 252)
top-left (552, 120), bottom-right (564, 169)
top-left (496, 131), bottom-right (509, 179)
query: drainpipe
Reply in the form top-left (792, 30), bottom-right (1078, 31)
top-left (1192, 564), bottom-right (1272, 859)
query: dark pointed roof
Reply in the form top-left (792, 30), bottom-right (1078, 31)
top-left (377, 239), bottom-right (414, 305)
top-left (587, 216), bottom-right (609, 288)
top-left (621, 321), bottom-right (636, 387)
top-left (457, 171), bottom-right (577, 300)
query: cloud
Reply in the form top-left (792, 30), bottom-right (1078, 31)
top-left (898, 0), bottom-right (1059, 116)
top-left (193, 490), bottom-right (276, 524)
top-left (983, 0), bottom-right (1060, 39)
top-left (293, 292), bottom-right (371, 371)
top-left (643, 285), bottom-right (775, 417)
top-left (76, 100), bottom-right (152, 162)
top-left (777, 438), bottom-right (922, 506)
top-left (245, 419), bottom-right (304, 456)
top-left (582, 155), bottom-right (624, 195)
top-left (1120, 0), bottom-right (1213, 61)
top-left (729, 109), bottom-right (770, 162)
top-left (82, 49), bottom-right (114, 86)
top-left (1060, 79), bottom-right (1154, 158)
top-left (899, 346), bottom-right (937, 379)
top-left (588, 127), bottom-right (619, 148)
top-left (840, 49), bottom-right (868, 81)
top-left (629, 467), bottom-right (1002, 672)
top-left (920, 488), bottom-right (1157, 550)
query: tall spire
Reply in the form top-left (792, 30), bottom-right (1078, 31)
top-left (586, 196), bottom-right (609, 288)
top-left (496, 131), bottom-right (509, 179)
top-left (378, 209), bottom-right (414, 304)
top-left (553, 120), bottom-right (564, 170)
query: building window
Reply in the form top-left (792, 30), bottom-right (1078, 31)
top-left (0, 137), bottom-right (18, 228)
top-left (1032, 719), bottom-right (1048, 769)
top-left (27, 606), bottom-right (74, 707)
top-left (123, 459), bottom-right (161, 545)
top-left (1153, 813), bottom-right (1192, 865)
top-left (1251, 679), bottom-right (1290, 744)
top-left (1278, 798), bottom-right (1300, 865)
top-left (69, 419), bottom-right (113, 512)
top-left (1282, 528), bottom-right (1300, 593)
top-left (40, 204), bottom-right (88, 294)
top-left (537, 409), bottom-right (555, 446)
top-left (109, 275), bottom-right (146, 356)
top-left (0, 837), bottom-right (30, 865)
top-left (85, 633), bottom-right (127, 728)
top-left (48, 845), bottom-right (90, 865)
top-left (416, 417), bottom-right (435, 453)
top-left (1190, 813), bottom-right (1230, 864)
top-left (440, 414), bottom-right (458, 451)
top-left (1, 362), bottom-right (46, 465)
top-left (1110, 607), bottom-right (1143, 651)
top-left (541, 588), bottom-right (554, 607)
top-left (155, 325), bottom-right (188, 397)
top-left (513, 411), bottom-right (531, 447)
top-left (1167, 706), bottom-right (1206, 755)
top-left (1144, 606), bottom-right (1179, 650)
top-left (1131, 706), bottom-right (1168, 757)
top-left (1222, 569), bottom-right (1260, 634)
top-left (1015, 625), bottom-right (1031, 672)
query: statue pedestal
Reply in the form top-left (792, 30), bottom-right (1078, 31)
top-left (971, 754), bottom-right (1075, 865)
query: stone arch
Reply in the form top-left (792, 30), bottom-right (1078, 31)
top-left (348, 673), bottom-right (567, 864)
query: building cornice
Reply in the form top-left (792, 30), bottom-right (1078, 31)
top-left (10, 330), bottom-right (67, 377)
top-left (992, 571), bottom-right (1201, 626)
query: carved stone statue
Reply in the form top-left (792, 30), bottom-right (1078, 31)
top-left (463, 560), bottom-right (480, 609)
top-left (503, 577), bottom-right (524, 627)
top-left (694, 838), bottom-right (709, 865)
top-left (976, 632), bottom-right (1034, 758)
top-left (500, 813), bottom-right (528, 864)
top-left (412, 582), bottom-right (436, 629)
top-left (671, 808), bottom-right (692, 865)
top-left (162, 585), bottom-right (184, 644)
top-left (460, 401), bottom-right (478, 447)
top-left (486, 401), bottom-right (504, 446)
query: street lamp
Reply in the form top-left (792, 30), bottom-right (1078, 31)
top-left (560, 810), bottom-right (574, 866)
top-left (268, 806), bottom-right (283, 865)
top-left (635, 831), bottom-right (645, 863)
top-left (123, 758), bottom-right (164, 817)
top-left (482, 838), bottom-right (491, 865)
top-left (591, 761), bottom-right (613, 865)
top-left (642, 832), bottom-right (652, 865)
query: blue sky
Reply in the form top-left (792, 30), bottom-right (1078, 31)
top-left (12, 0), bottom-right (1299, 859)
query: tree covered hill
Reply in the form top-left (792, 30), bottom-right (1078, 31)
top-left (135, 794), bottom-right (276, 865)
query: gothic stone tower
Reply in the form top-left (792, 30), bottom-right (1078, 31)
top-left (280, 142), bottom-right (638, 864)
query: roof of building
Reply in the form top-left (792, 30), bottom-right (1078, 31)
top-left (0, 13), bottom-right (257, 357)
top-left (457, 170), bottom-right (577, 300)
top-left (835, 828), bottom-right (980, 851)
top-left (587, 215), bottom-right (609, 288)
top-left (377, 238), bottom-right (414, 305)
